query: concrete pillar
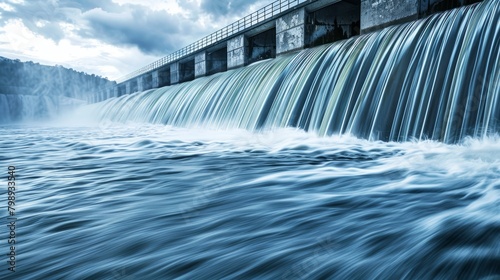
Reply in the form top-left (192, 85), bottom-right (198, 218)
top-left (207, 48), bottom-right (228, 75)
top-left (360, 0), bottom-right (419, 34)
top-left (136, 75), bottom-right (152, 92)
top-left (195, 52), bottom-right (207, 78)
top-left (152, 69), bottom-right (170, 88)
top-left (170, 63), bottom-right (180, 85)
top-left (137, 76), bottom-right (145, 92)
top-left (113, 87), bottom-right (119, 98)
top-left (125, 81), bottom-right (132, 95)
top-left (152, 71), bottom-right (160, 88)
top-left (115, 85), bottom-right (123, 97)
top-left (106, 89), bottom-right (110, 99)
top-left (104, 88), bottom-right (110, 100)
top-left (248, 28), bottom-right (276, 64)
top-left (179, 60), bottom-right (195, 82)
top-left (227, 35), bottom-right (248, 69)
top-left (145, 74), bottom-right (153, 90)
top-left (276, 8), bottom-right (306, 55)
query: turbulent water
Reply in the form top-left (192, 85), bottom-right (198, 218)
top-left (2, 124), bottom-right (499, 279)
top-left (2, 1), bottom-right (500, 279)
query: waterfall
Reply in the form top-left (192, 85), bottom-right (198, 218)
top-left (0, 94), bottom-right (87, 123)
top-left (85, 0), bottom-right (499, 143)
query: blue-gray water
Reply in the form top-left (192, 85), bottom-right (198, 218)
top-left (2, 124), bottom-right (499, 279)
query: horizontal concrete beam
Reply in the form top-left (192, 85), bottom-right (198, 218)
top-left (360, 0), bottom-right (419, 34)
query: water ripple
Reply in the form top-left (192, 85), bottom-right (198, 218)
top-left (1, 124), bottom-right (499, 279)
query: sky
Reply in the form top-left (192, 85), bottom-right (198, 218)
top-left (0, 0), bottom-right (273, 81)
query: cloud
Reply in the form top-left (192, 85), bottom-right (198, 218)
top-left (0, 0), bottom-right (275, 55)
top-left (0, 0), bottom-right (217, 55)
top-left (0, 1), bottom-right (63, 42)
top-left (0, 0), bottom-right (275, 78)
top-left (79, 5), bottom-right (208, 55)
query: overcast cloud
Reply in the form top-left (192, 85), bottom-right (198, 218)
top-left (0, 0), bottom-right (272, 80)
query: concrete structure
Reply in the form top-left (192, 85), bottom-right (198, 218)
top-left (152, 69), bottom-right (170, 88)
top-left (248, 28), bottom-right (276, 64)
top-left (125, 82), bottom-right (131, 95)
top-left (179, 59), bottom-right (195, 82)
top-left (100, 0), bottom-right (480, 100)
top-left (111, 0), bottom-right (361, 96)
top-left (360, 0), bottom-right (418, 33)
top-left (207, 48), bottom-right (228, 75)
top-left (195, 52), bottom-right (207, 78)
top-left (359, 0), bottom-right (482, 33)
top-left (276, 8), bottom-right (307, 54)
top-left (137, 76), bottom-right (145, 92)
top-left (170, 60), bottom-right (196, 84)
top-left (170, 63), bottom-right (180, 85)
top-left (227, 35), bottom-right (249, 69)
top-left (307, 1), bottom-right (361, 46)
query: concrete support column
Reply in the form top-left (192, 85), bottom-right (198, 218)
top-left (152, 69), bottom-right (170, 88)
top-left (227, 35), bottom-right (248, 69)
top-left (103, 89), bottom-right (109, 100)
top-left (207, 48), bottom-right (228, 75)
top-left (276, 8), bottom-right (306, 55)
top-left (136, 75), bottom-right (152, 92)
top-left (152, 71), bottom-right (160, 88)
top-left (137, 76), bottom-right (145, 92)
top-left (113, 87), bottom-right (119, 98)
top-left (106, 89), bottom-right (110, 99)
top-left (195, 52), bottom-right (207, 78)
top-left (125, 81), bottom-right (132, 95)
top-left (360, 0), bottom-right (419, 34)
top-left (170, 63), bottom-right (180, 85)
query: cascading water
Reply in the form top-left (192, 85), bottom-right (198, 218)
top-left (84, 0), bottom-right (499, 143)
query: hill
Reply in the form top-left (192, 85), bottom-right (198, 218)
top-left (0, 56), bottom-right (115, 123)
top-left (0, 56), bottom-right (115, 100)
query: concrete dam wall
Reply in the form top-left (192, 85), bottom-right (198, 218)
top-left (93, 0), bottom-right (484, 102)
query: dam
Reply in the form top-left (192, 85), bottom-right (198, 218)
top-left (92, 0), bottom-right (483, 102)
top-left (86, 0), bottom-right (498, 143)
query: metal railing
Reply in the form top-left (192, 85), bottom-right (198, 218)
top-left (116, 0), bottom-right (312, 83)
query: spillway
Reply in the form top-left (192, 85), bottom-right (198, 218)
top-left (84, 0), bottom-right (499, 143)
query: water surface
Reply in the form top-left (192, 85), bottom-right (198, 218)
top-left (2, 124), bottom-right (499, 279)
